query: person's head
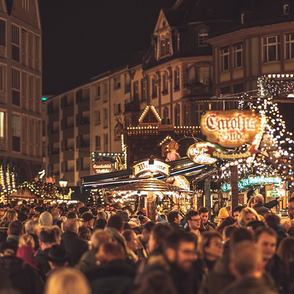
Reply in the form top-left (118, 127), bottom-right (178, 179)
top-left (264, 213), bottom-right (281, 229)
top-left (2, 209), bottom-right (18, 222)
top-left (81, 212), bottom-right (96, 228)
top-left (24, 220), bottom-right (40, 235)
top-left (164, 229), bottom-right (196, 272)
top-left (230, 227), bottom-right (254, 248)
top-left (185, 210), bottom-right (201, 231)
top-left (107, 215), bottom-right (124, 232)
top-left (78, 225), bottom-right (91, 241)
top-left (122, 229), bottom-right (138, 251)
top-left (232, 206), bottom-right (244, 221)
top-left (255, 227), bottom-right (277, 262)
top-left (288, 196), bottom-right (294, 218)
top-left (94, 218), bottom-right (107, 230)
top-left (96, 242), bottom-right (126, 264)
top-left (148, 223), bottom-right (172, 253)
top-left (198, 231), bottom-right (223, 260)
top-left (254, 194), bottom-right (264, 205)
top-left (47, 244), bottom-right (69, 268)
top-left (19, 233), bottom-right (35, 248)
top-left (44, 267), bottom-right (91, 294)
top-left (229, 240), bottom-right (264, 280)
top-left (215, 216), bottom-right (236, 235)
top-left (238, 207), bottom-right (260, 227)
top-left (141, 221), bottom-right (155, 243)
top-left (8, 220), bottom-right (23, 236)
top-left (223, 225), bottom-right (238, 243)
top-left (38, 228), bottom-right (57, 249)
top-left (218, 207), bottom-right (229, 220)
top-left (167, 211), bottom-right (180, 224)
top-left (277, 236), bottom-right (294, 272)
top-left (199, 207), bottom-right (209, 224)
top-left (246, 220), bottom-right (265, 232)
top-left (63, 219), bottom-right (79, 234)
top-left (90, 229), bottom-right (114, 249)
top-left (39, 211), bottom-right (53, 226)
top-left (123, 206), bottom-right (133, 217)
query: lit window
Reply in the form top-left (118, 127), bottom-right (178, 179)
top-left (284, 4), bottom-right (289, 15)
top-left (0, 111), bottom-right (5, 137)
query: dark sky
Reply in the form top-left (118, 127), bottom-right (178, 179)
top-left (38, 0), bottom-right (177, 95)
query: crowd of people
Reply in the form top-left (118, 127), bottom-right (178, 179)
top-left (0, 193), bottom-right (293, 294)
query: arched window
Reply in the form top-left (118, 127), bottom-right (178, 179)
top-left (174, 67), bottom-right (180, 90)
top-left (162, 72), bottom-right (168, 94)
top-left (174, 104), bottom-right (180, 126)
top-left (163, 107), bottom-right (169, 124)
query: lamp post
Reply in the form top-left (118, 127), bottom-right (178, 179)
top-left (59, 177), bottom-right (68, 201)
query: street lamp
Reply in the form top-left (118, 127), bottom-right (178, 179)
top-left (59, 177), bottom-right (68, 200)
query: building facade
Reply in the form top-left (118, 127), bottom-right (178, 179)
top-left (0, 0), bottom-right (42, 194)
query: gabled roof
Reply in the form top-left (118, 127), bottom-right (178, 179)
top-left (161, 9), bottom-right (187, 27)
top-left (138, 105), bottom-right (162, 125)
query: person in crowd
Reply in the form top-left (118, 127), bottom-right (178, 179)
top-left (252, 194), bottom-right (270, 216)
top-left (39, 211), bottom-right (53, 227)
top-left (136, 221), bottom-right (155, 259)
top-left (85, 242), bottom-right (137, 294)
top-left (0, 241), bottom-right (44, 294)
top-left (219, 240), bottom-right (278, 294)
top-left (255, 226), bottom-right (289, 294)
top-left (75, 229), bottom-right (114, 273)
top-left (185, 210), bottom-right (201, 236)
top-left (199, 207), bottom-right (216, 231)
top-left (192, 230), bottom-right (223, 286)
top-left (246, 220), bottom-right (265, 232)
top-left (0, 209), bottom-right (18, 228)
top-left (44, 267), bottom-right (91, 294)
top-left (237, 207), bottom-right (260, 228)
top-left (123, 229), bottom-right (140, 264)
top-left (24, 220), bottom-right (40, 251)
top-left (16, 233), bottom-right (38, 271)
top-left (81, 211), bottom-right (96, 233)
top-left (6, 220), bottom-right (23, 254)
top-left (288, 196), bottom-right (294, 220)
top-left (147, 223), bottom-right (172, 256)
top-left (232, 206), bottom-right (244, 221)
top-left (216, 207), bottom-right (229, 228)
top-left (78, 225), bottom-right (91, 241)
top-left (35, 227), bottom-right (58, 279)
top-left (60, 219), bottom-right (89, 266)
top-left (222, 225), bottom-right (238, 254)
top-left (215, 216), bottom-right (236, 235)
top-left (264, 213), bottom-right (287, 246)
top-left (46, 244), bottom-right (70, 276)
top-left (277, 237), bottom-right (294, 294)
top-left (167, 211), bottom-right (181, 229)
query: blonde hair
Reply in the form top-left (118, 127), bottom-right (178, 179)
top-left (1, 209), bottom-right (18, 223)
top-left (44, 268), bottom-right (91, 294)
top-left (237, 207), bottom-right (260, 227)
top-left (19, 233), bottom-right (35, 248)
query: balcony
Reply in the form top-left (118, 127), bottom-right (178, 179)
top-left (49, 152), bottom-right (60, 164)
top-left (48, 111), bottom-right (59, 122)
top-left (62, 105), bottom-right (74, 117)
top-left (184, 83), bottom-right (213, 98)
top-left (63, 127), bottom-right (74, 139)
top-left (63, 150), bottom-right (74, 161)
top-left (78, 122), bottom-right (90, 134)
top-left (124, 101), bottom-right (140, 113)
top-left (78, 100), bottom-right (89, 112)
top-left (49, 132), bottom-right (59, 143)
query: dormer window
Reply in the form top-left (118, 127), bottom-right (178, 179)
top-left (198, 29), bottom-right (209, 47)
top-left (284, 4), bottom-right (289, 15)
top-left (241, 13), bottom-right (245, 24)
top-left (160, 33), bottom-right (170, 57)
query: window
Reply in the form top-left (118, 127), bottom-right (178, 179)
top-left (141, 79), bottom-right (147, 101)
top-left (22, 0), bottom-right (29, 10)
top-left (241, 13), bottom-right (245, 24)
top-left (35, 77), bottom-right (41, 113)
top-left (192, 104), bottom-right (204, 125)
top-left (175, 32), bottom-right (180, 52)
top-left (35, 36), bottom-right (41, 70)
top-left (0, 111), bottom-right (5, 137)
top-left (183, 105), bottom-right (189, 125)
top-left (159, 33), bottom-right (170, 57)
top-left (233, 83), bottom-right (243, 94)
top-left (152, 77), bottom-right (158, 98)
top-left (0, 20), bottom-right (5, 46)
top-left (174, 67), bottom-right (180, 90)
top-left (103, 82), bottom-right (108, 94)
top-left (163, 107), bottom-right (169, 124)
top-left (285, 33), bottom-right (294, 60)
top-left (0, 65), bottom-right (4, 91)
top-left (28, 33), bottom-right (33, 67)
top-left (104, 133), bottom-right (108, 151)
top-left (133, 81), bottom-right (139, 101)
top-left (284, 4), bottom-right (289, 15)
top-left (114, 76), bottom-right (121, 90)
top-left (12, 114), bottom-right (21, 152)
top-left (21, 29), bottom-right (27, 65)
top-left (233, 42), bottom-right (243, 68)
top-left (114, 103), bottom-right (121, 114)
top-left (198, 29), bottom-right (208, 46)
top-left (220, 86), bottom-right (231, 95)
top-left (187, 66), bottom-right (195, 84)
top-left (263, 36), bottom-right (280, 63)
top-left (103, 108), bottom-right (108, 128)
top-left (12, 24), bottom-right (20, 61)
top-left (220, 46), bottom-right (230, 71)
top-left (95, 85), bottom-right (101, 99)
top-left (162, 72), bottom-right (168, 94)
top-left (95, 110), bottom-right (101, 125)
top-left (174, 104), bottom-right (180, 126)
top-left (125, 73), bottom-right (130, 93)
top-left (12, 68), bottom-right (20, 106)
top-left (95, 136), bottom-right (101, 150)
top-left (196, 66), bottom-right (211, 85)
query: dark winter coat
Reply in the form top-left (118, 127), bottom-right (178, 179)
top-left (0, 255), bottom-right (44, 294)
top-left (253, 203), bottom-right (270, 216)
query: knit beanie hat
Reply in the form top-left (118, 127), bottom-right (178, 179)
top-left (39, 211), bottom-right (53, 226)
top-left (218, 207), bottom-right (229, 219)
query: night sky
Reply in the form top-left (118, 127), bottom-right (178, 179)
top-left (38, 0), bottom-right (177, 95)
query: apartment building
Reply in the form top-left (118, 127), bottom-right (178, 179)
top-left (0, 0), bottom-right (42, 192)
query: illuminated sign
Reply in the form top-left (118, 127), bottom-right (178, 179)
top-left (187, 142), bottom-right (217, 165)
top-left (221, 176), bottom-right (282, 192)
top-left (201, 110), bottom-right (261, 148)
top-left (92, 161), bottom-right (114, 174)
top-left (133, 159), bottom-right (170, 178)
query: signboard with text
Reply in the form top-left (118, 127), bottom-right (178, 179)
top-left (201, 110), bottom-right (261, 148)
top-left (92, 161), bottom-right (114, 174)
top-left (133, 159), bottom-right (170, 178)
